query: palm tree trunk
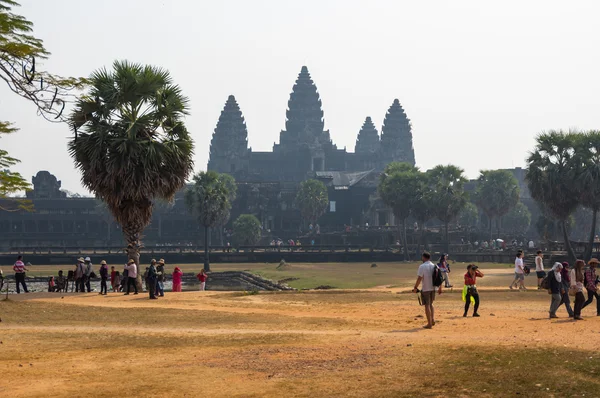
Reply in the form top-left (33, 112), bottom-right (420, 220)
top-left (584, 208), bottom-right (598, 262)
top-left (496, 218), bottom-right (501, 240)
top-left (402, 219), bottom-right (410, 261)
top-left (445, 221), bottom-right (450, 254)
top-left (123, 224), bottom-right (142, 290)
top-left (561, 219), bottom-right (576, 262)
top-left (489, 216), bottom-right (493, 240)
top-left (204, 225), bottom-right (211, 272)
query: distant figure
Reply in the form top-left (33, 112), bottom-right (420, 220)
top-left (84, 257), bottom-right (93, 292)
top-left (316, 224), bottom-right (320, 235)
top-left (74, 257), bottom-right (85, 293)
top-left (13, 255), bottom-right (28, 294)
top-left (509, 251), bottom-right (526, 290)
top-left (412, 252), bottom-right (441, 329)
top-left (114, 271), bottom-right (122, 292)
top-left (110, 266), bottom-right (116, 292)
top-left (558, 262), bottom-right (574, 317)
top-left (437, 254), bottom-right (452, 288)
top-left (172, 267), bottom-right (183, 292)
top-left (99, 260), bottom-right (109, 295)
top-left (147, 260), bottom-right (158, 299)
top-left (156, 259), bottom-right (166, 297)
top-left (528, 240), bottom-right (535, 249)
top-left (463, 264), bottom-right (483, 317)
top-left (571, 260), bottom-right (586, 320)
top-left (196, 269), bottom-right (207, 291)
top-left (309, 223), bottom-right (313, 231)
top-left (0, 268), bottom-right (4, 291)
top-left (47, 276), bottom-right (55, 292)
top-left (56, 270), bottom-right (67, 293)
top-left (124, 259), bottom-right (138, 295)
top-left (582, 258), bottom-right (600, 315)
top-left (548, 262), bottom-right (564, 319)
top-left (535, 251), bottom-right (545, 289)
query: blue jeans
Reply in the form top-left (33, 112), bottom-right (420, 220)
top-left (156, 280), bottom-right (164, 296)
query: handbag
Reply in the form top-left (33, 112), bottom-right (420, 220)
top-left (569, 285), bottom-right (577, 297)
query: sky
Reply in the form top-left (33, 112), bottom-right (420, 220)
top-left (1, 0), bottom-right (600, 195)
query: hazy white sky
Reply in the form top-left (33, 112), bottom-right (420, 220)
top-left (1, 0), bottom-right (599, 194)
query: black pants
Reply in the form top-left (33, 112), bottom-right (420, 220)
top-left (76, 278), bottom-right (85, 293)
top-left (126, 277), bottom-right (138, 294)
top-left (464, 288), bottom-right (480, 315)
top-left (574, 291), bottom-right (586, 318)
top-left (85, 276), bottom-right (91, 292)
top-left (582, 289), bottom-right (600, 315)
top-left (100, 277), bottom-right (107, 294)
top-left (148, 277), bottom-right (156, 298)
top-left (15, 273), bottom-right (28, 294)
top-left (559, 289), bottom-right (574, 316)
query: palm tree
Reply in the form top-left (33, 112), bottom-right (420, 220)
top-left (428, 165), bottom-right (468, 254)
top-left (214, 173), bottom-right (237, 245)
top-left (473, 170), bottom-right (520, 239)
top-left (69, 60), bottom-right (194, 286)
top-left (526, 131), bottom-right (579, 260)
top-left (411, 171), bottom-right (435, 256)
top-left (185, 171), bottom-right (231, 272)
top-left (295, 179), bottom-right (329, 228)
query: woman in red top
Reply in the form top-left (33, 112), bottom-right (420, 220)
top-left (463, 264), bottom-right (484, 318)
top-left (196, 269), bottom-right (208, 291)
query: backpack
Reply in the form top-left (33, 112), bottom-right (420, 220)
top-left (432, 264), bottom-right (444, 287)
top-left (540, 272), bottom-right (552, 290)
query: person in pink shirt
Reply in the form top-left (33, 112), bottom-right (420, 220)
top-left (196, 269), bottom-right (207, 291)
top-left (172, 267), bottom-right (183, 292)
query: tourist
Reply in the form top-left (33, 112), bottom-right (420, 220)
top-left (156, 259), bottom-right (166, 297)
top-left (535, 250), bottom-right (545, 289)
top-left (196, 269), bottom-right (207, 291)
top-left (463, 264), bottom-right (483, 317)
top-left (548, 262), bottom-right (563, 319)
top-left (528, 240), bottom-right (535, 249)
top-left (172, 266), bottom-right (183, 292)
top-left (124, 259), bottom-right (138, 295)
top-left (13, 255), bottom-right (29, 294)
top-left (99, 260), bottom-right (109, 295)
top-left (509, 251), bottom-right (526, 290)
top-left (84, 257), bottom-right (93, 293)
top-left (0, 268), bottom-right (4, 291)
top-left (412, 252), bottom-right (442, 329)
top-left (74, 257), bottom-right (86, 293)
top-left (147, 260), bottom-right (158, 299)
top-left (558, 261), bottom-right (574, 317)
top-left (114, 271), bottom-right (122, 293)
top-left (438, 254), bottom-right (452, 288)
top-left (110, 266), bottom-right (117, 292)
top-left (47, 276), bottom-right (55, 292)
top-left (56, 270), bottom-right (67, 293)
top-left (582, 258), bottom-right (600, 315)
top-left (571, 260), bottom-right (586, 320)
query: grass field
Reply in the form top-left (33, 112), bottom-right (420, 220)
top-left (1, 261), bottom-right (598, 397)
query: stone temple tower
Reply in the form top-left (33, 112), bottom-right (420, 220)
top-left (379, 99), bottom-right (416, 167)
top-left (207, 95), bottom-right (249, 175)
top-left (354, 116), bottom-right (380, 154)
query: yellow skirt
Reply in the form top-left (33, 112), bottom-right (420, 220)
top-left (462, 285), bottom-right (476, 303)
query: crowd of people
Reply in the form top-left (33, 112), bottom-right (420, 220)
top-left (3, 256), bottom-right (209, 299)
top-left (413, 249), bottom-right (600, 329)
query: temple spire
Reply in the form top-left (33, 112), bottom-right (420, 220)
top-left (380, 99), bottom-right (415, 166)
top-left (207, 95), bottom-right (249, 174)
top-left (354, 116), bottom-right (380, 154)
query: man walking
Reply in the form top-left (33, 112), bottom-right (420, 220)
top-left (75, 258), bottom-right (86, 292)
top-left (156, 259), bottom-right (166, 297)
top-left (147, 259), bottom-right (158, 299)
top-left (582, 258), bottom-right (600, 315)
top-left (412, 252), bottom-right (442, 329)
top-left (13, 255), bottom-right (29, 294)
top-left (84, 257), bottom-right (93, 292)
top-left (535, 250), bottom-right (545, 289)
top-left (124, 259), bottom-right (138, 295)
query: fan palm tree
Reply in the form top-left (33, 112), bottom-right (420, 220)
top-left (69, 60), bottom-right (194, 285)
top-left (526, 131), bottom-right (579, 260)
top-left (428, 165), bottom-right (468, 254)
top-left (185, 171), bottom-right (231, 272)
top-left (473, 170), bottom-right (520, 239)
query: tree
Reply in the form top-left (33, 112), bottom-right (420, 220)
top-left (0, 122), bottom-right (30, 211)
top-left (214, 173), bottom-right (237, 245)
top-left (411, 171), bottom-right (435, 255)
top-left (458, 202), bottom-right (479, 233)
top-left (295, 179), bottom-right (328, 226)
top-left (69, 60), bottom-right (194, 285)
top-left (473, 170), bottom-right (520, 239)
top-left (0, 0), bottom-right (84, 122)
top-left (428, 165), bottom-right (468, 254)
top-left (526, 131), bottom-right (579, 261)
top-left (378, 162), bottom-right (421, 259)
top-left (185, 171), bottom-right (231, 272)
top-left (233, 214), bottom-right (262, 246)
top-left (502, 202), bottom-right (532, 236)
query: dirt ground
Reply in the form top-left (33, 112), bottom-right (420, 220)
top-left (1, 266), bottom-right (599, 398)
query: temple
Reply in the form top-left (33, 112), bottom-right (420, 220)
top-left (207, 66), bottom-right (416, 181)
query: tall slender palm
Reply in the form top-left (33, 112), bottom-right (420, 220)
top-left (473, 170), bottom-right (520, 239)
top-left (185, 171), bottom-right (231, 272)
top-left (526, 130), bottom-right (579, 260)
top-left (428, 165), bottom-right (468, 254)
top-left (69, 60), bottom-right (194, 284)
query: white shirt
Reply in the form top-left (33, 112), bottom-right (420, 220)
top-left (417, 261), bottom-right (436, 292)
top-left (528, 241), bottom-right (534, 248)
top-left (515, 258), bottom-right (524, 274)
top-left (535, 256), bottom-right (543, 272)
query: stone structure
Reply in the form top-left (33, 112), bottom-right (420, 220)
top-left (26, 171), bottom-right (67, 199)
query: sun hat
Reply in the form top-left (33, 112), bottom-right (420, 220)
top-left (159, 259), bottom-right (165, 265)
top-left (151, 259), bottom-right (157, 264)
top-left (85, 257), bottom-right (91, 262)
top-left (589, 258), bottom-right (600, 265)
top-left (100, 260), bottom-right (107, 265)
top-left (77, 257), bottom-right (85, 263)
top-left (128, 259), bottom-right (135, 264)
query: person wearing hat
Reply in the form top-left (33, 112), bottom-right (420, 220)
top-left (74, 257), bottom-right (86, 293)
top-left (84, 257), bottom-right (93, 293)
top-left (124, 259), bottom-right (138, 295)
top-left (582, 258), bottom-right (600, 315)
top-left (147, 259), bottom-right (158, 299)
top-left (463, 264), bottom-right (484, 317)
top-left (548, 262), bottom-right (564, 319)
top-left (156, 259), bottom-right (166, 297)
top-left (99, 260), bottom-right (109, 295)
